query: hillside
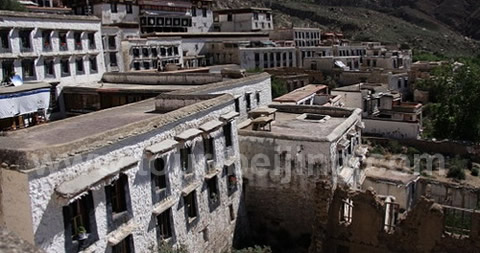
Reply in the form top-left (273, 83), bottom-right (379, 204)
top-left (214, 0), bottom-right (480, 57)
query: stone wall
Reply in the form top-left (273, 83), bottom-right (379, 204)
top-left (363, 118), bottom-right (421, 139)
top-left (309, 186), bottom-right (480, 253)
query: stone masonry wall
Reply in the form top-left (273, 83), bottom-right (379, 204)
top-left (309, 186), bottom-right (480, 253)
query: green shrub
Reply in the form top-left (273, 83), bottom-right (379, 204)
top-left (233, 246), bottom-right (272, 253)
top-left (471, 167), bottom-right (479, 177)
top-left (271, 78), bottom-right (288, 98)
top-left (386, 140), bottom-right (403, 154)
top-left (0, 0), bottom-right (25, 11)
top-left (156, 243), bottom-right (188, 253)
top-left (447, 156), bottom-right (467, 180)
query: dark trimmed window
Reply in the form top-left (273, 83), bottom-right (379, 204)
top-left (0, 29), bottom-right (9, 50)
top-left (202, 8), bottom-right (207, 17)
top-left (157, 209), bottom-right (173, 240)
top-left (74, 32), bottom-right (82, 50)
top-left (19, 30), bottom-right (32, 51)
top-left (62, 191), bottom-right (98, 252)
top-left (76, 58), bottom-right (84, 74)
top-left (21, 59), bottom-right (35, 80)
top-left (106, 174), bottom-right (129, 215)
top-left (207, 176), bottom-right (220, 210)
top-left (223, 123), bottom-right (232, 147)
top-left (184, 191), bottom-right (198, 222)
top-left (126, 3), bottom-right (133, 14)
top-left (110, 52), bottom-right (118, 67)
top-left (44, 59), bottom-right (55, 77)
top-left (59, 31), bottom-right (68, 51)
top-left (42, 30), bottom-right (52, 51)
top-left (88, 33), bottom-right (96, 49)
top-left (89, 56), bottom-right (97, 73)
top-left (112, 235), bottom-right (133, 253)
top-left (61, 58), bottom-right (70, 77)
top-left (180, 147), bottom-right (192, 173)
top-left (108, 36), bottom-right (116, 50)
top-left (152, 158), bottom-right (167, 193)
top-left (111, 3), bottom-right (118, 13)
top-left (192, 7), bottom-right (197, 17)
top-left (204, 137), bottom-right (214, 161)
top-left (1, 60), bottom-right (14, 82)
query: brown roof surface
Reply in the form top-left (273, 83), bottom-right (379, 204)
top-left (274, 85), bottom-right (327, 103)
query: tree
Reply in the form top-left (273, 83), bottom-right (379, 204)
top-left (417, 61), bottom-right (480, 143)
top-left (0, 0), bottom-right (26, 11)
top-left (271, 77), bottom-right (288, 99)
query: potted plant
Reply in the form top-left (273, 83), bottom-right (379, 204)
top-left (228, 176), bottom-right (238, 191)
top-left (210, 192), bottom-right (219, 203)
top-left (76, 226), bottom-right (88, 241)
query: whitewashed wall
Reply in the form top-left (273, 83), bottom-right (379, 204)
top-left (27, 103), bottom-right (244, 253)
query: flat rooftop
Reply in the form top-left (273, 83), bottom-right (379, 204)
top-left (274, 85), bottom-right (327, 103)
top-left (365, 167), bottom-right (418, 185)
top-left (240, 105), bottom-right (361, 142)
top-left (333, 83), bottom-right (391, 93)
top-left (0, 10), bottom-right (100, 21)
top-left (0, 94), bottom-right (233, 171)
top-left (63, 82), bottom-right (202, 93)
top-left (141, 32), bottom-right (270, 38)
top-left (0, 99), bottom-right (158, 151)
top-left (0, 82), bottom-right (51, 95)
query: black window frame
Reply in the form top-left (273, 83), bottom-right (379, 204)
top-left (111, 3), bottom-right (118, 13)
top-left (75, 58), bottom-right (84, 75)
top-left (180, 146), bottom-right (193, 173)
top-left (21, 59), bottom-right (35, 80)
top-left (0, 29), bottom-right (9, 50)
top-left (61, 58), bottom-right (70, 77)
top-left (184, 191), bottom-right (198, 222)
top-left (126, 3), bottom-right (133, 14)
top-left (44, 58), bottom-right (55, 77)
top-left (204, 137), bottom-right (214, 161)
top-left (157, 208), bottom-right (173, 240)
top-left (223, 122), bottom-right (233, 148)
top-left (89, 56), bottom-right (98, 73)
top-left (19, 29), bottom-right (32, 51)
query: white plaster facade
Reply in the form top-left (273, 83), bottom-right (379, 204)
top-left (215, 8), bottom-right (273, 32)
top-left (92, 3), bottom-right (140, 25)
top-left (183, 73), bottom-right (273, 122)
top-left (238, 47), bottom-right (298, 70)
top-left (121, 38), bottom-right (184, 71)
top-left (0, 96), bottom-right (245, 253)
top-left (0, 11), bottom-right (105, 87)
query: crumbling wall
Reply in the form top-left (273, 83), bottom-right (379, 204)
top-left (310, 187), bottom-right (480, 253)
